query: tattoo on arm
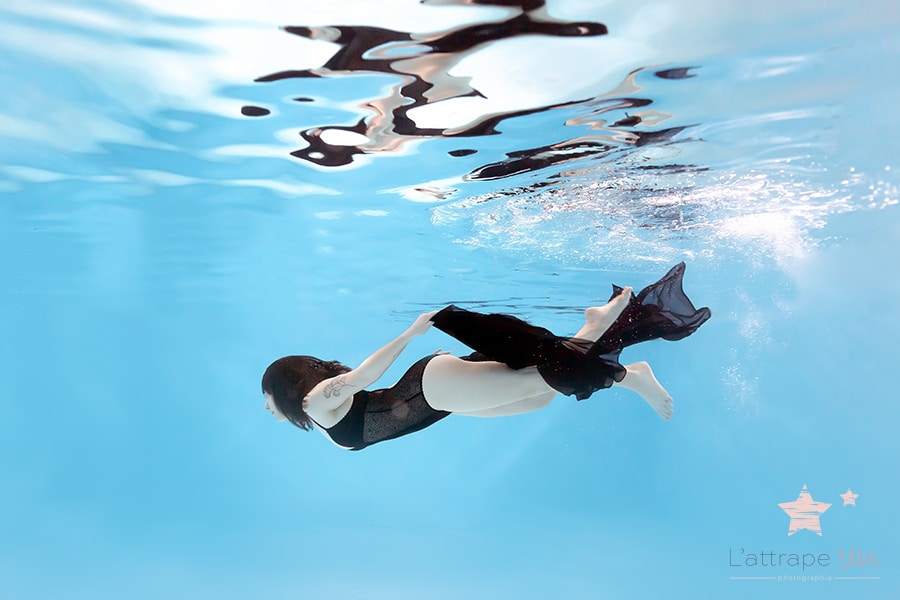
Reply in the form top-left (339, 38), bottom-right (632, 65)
top-left (323, 375), bottom-right (350, 399)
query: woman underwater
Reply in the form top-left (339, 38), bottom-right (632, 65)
top-left (262, 263), bottom-right (711, 451)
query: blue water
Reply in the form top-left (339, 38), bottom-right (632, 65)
top-left (2, 1), bottom-right (898, 598)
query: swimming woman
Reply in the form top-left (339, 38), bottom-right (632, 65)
top-left (262, 263), bottom-right (710, 450)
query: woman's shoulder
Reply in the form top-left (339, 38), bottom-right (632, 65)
top-left (304, 383), bottom-right (358, 428)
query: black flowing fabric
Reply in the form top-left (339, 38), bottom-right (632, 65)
top-left (430, 262), bottom-right (711, 401)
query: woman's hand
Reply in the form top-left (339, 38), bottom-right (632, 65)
top-left (407, 310), bottom-right (438, 337)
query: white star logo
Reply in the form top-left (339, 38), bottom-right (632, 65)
top-left (778, 485), bottom-right (831, 536)
top-left (840, 488), bottom-right (859, 507)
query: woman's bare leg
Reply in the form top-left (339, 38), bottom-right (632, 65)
top-left (573, 286), bottom-right (632, 341)
top-left (423, 355), bottom-right (556, 413)
top-left (448, 362), bottom-right (674, 421)
top-left (452, 362), bottom-right (674, 420)
top-left (613, 361), bottom-right (673, 421)
top-left (424, 290), bottom-right (674, 420)
top-left (454, 390), bottom-right (556, 417)
top-left (571, 289), bottom-right (675, 420)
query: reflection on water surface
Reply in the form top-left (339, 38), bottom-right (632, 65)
top-left (243, 0), bottom-right (697, 181)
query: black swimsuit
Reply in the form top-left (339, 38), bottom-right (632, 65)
top-left (317, 262), bottom-right (710, 450)
top-left (314, 355), bottom-right (450, 451)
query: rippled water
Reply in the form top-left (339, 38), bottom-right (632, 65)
top-left (3, 0), bottom-right (895, 268)
top-left (2, 1), bottom-right (899, 598)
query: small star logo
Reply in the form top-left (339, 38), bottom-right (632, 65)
top-left (779, 485), bottom-right (831, 536)
top-left (840, 488), bottom-right (859, 506)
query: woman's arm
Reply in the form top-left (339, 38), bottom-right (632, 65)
top-left (304, 311), bottom-right (438, 414)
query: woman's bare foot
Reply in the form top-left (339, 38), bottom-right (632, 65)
top-left (576, 286), bottom-right (633, 341)
top-left (614, 361), bottom-right (674, 421)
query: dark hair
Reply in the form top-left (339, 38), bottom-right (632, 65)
top-left (261, 356), bottom-right (351, 431)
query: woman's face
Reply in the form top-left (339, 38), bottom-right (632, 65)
top-left (263, 392), bottom-right (288, 422)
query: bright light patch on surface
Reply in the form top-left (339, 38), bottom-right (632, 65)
top-left (432, 167), bottom-right (891, 270)
top-left (319, 129), bottom-right (370, 147)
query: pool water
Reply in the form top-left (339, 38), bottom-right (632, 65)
top-left (1, 1), bottom-right (898, 598)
